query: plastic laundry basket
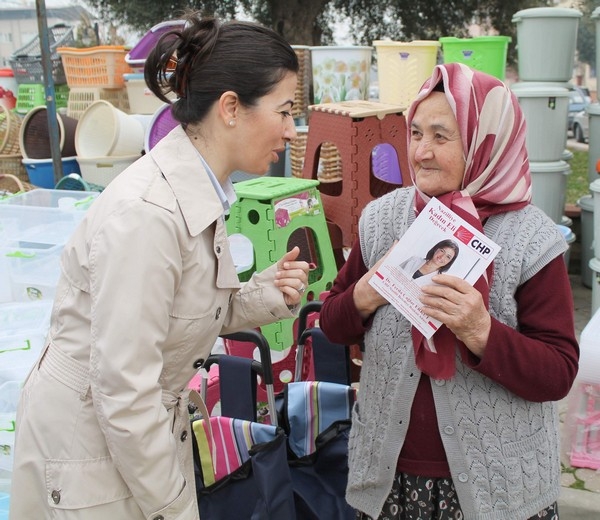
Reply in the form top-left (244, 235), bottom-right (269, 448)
top-left (439, 36), bottom-right (511, 80)
top-left (373, 40), bottom-right (439, 108)
top-left (144, 103), bottom-right (178, 152)
top-left (512, 7), bottom-right (582, 82)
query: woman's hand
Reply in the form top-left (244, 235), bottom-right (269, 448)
top-left (274, 246), bottom-right (310, 308)
top-left (419, 274), bottom-right (491, 357)
top-left (353, 243), bottom-right (397, 320)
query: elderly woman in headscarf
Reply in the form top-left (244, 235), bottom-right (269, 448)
top-left (319, 62), bottom-right (579, 520)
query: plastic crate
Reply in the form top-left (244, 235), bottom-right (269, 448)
top-left (9, 24), bottom-right (74, 85)
top-left (66, 86), bottom-right (130, 119)
top-left (57, 46), bottom-right (132, 89)
top-left (15, 83), bottom-right (69, 115)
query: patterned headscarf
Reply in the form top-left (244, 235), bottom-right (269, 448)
top-left (406, 62), bottom-right (532, 379)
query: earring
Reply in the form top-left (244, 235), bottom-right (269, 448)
top-left (228, 120), bottom-right (235, 127)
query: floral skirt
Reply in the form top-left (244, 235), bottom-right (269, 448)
top-left (356, 472), bottom-right (559, 520)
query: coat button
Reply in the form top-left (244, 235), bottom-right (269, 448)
top-left (51, 489), bottom-right (61, 504)
top-left (180, 430), bottom-right (188, 442)
top-left (216, 245), bottom-right (221, 254)
top-left (228, 293), bottom-right (233, 305)
top-left (153, 516), bottom-right (165, 520)
top-left (193, 358), bottom-right (204, 369)
top-left (215, 307), bottom-right (221, 320)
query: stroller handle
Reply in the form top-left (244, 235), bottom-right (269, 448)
top-left (220, 330), bottom-right (274, 386)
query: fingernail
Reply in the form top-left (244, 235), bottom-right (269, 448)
top-left (308, 263), bottom-right (317, 270)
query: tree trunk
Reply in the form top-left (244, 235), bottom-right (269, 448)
top-left (268, 0), bottom-right (330, 45)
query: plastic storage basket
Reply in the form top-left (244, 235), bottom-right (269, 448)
top-left (57, 46), bottom-right (132, 89)
top-left (9, 24), bottom-right (74, 85)
top-left (374, 40), bottom-right (440, 107)
top-left (15, 83), bottom-right (69, 115)
top-left (124, 73), bottom-right (169, 114)
top-left (439, 36), bottom-right (511, 80)
top-left (126, 20), bottom-right (186, 69)
top-left (78, 154), bottom-right (140, 187)
top-left (66, 86), bottom-right (129, 119)
top-left (144, 103), bottom-right (178, 151)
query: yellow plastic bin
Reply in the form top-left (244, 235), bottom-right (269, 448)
top-left (373, 40), bottom-right (440, 109)
top-left (439, 36), bottom-right (511, 80)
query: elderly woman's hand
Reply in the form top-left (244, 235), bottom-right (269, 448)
top-left (274, 246), bottom-right (310, 308)
top-left (419, 274), bottom-right (491, 358)
top-left (354, 243), bottom-right (398, 320)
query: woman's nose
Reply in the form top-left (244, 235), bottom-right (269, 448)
top-left (284, 118), bottom-right (297, 142)
top-left (414, 139), bottom-right (434, 161)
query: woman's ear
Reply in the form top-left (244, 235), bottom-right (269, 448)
top-left (218, 91), bottom-right (239, 127)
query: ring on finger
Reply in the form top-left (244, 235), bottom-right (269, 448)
top-left (297, 284), bottom-right (306, 295)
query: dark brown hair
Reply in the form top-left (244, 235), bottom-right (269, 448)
top-left (145, 14), bottom-right (298, 125)
top-left (424, 239), bottom-right (459, 273)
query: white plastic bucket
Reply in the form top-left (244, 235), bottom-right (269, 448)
top-left (529, 160), bottom-right (570, 224)
top-left (75, 100), bottom-right (145, 157)
top-left (310, 46), bottom-right (372, 104)
top-left (373, 40), bottom-right (439, 108)
top-left (589, 257), bottom-right (600, 316)
top-left (590, 179), bottom-right (600, 258)
top-left (512, 7), bottom-right (582, 82)
top-left (511, 83), bottom-right (569, 162)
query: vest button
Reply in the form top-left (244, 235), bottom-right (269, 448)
top-left (458, 472), bottom-right (469, 483)
top-left (444, 426), bottom-right (455, 435)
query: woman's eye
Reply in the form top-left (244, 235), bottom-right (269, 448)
top-left (281, 111), bottom-right (292, 118)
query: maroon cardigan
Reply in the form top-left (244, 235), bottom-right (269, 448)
top-left (320, 242), bottom-right (579, 477)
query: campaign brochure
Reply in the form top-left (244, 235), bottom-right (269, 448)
top-left (368, 197), bottom-right (501, 340)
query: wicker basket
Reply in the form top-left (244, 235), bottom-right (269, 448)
top-left (57, 46), bottom-right (133, 89)
top-left (0, 153), bottom-right (27, 180)
top-left (0, 172), bottom-right (36, 195)
top-left (9, 24), bottom-right (74, 85)
top-left (0, 106), bottom-right (22, 154)
top-left (290, 127), bottom-right (342, 182)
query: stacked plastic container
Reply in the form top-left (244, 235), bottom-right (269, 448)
top-left (580, 7), bottom-right (600, 294)
top-left (439, 35), bottom-right (511, 80)
top-left (510, 7), bottom-right (583, 270)
top-left (9, 24), bottom-right (73, 115)
top-left (0, 189), bottom-right (98, 503)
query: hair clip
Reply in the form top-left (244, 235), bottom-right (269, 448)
top-left (165, 55), bottom-right (178, 74)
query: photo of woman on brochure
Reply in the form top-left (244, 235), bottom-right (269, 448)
top-left (400, 239), bottom-right (460, 286)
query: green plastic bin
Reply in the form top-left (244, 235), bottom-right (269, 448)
top-left (439, 36), bottom-right (511, 80)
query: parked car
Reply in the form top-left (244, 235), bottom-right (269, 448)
top-left (568, 86), bottom-right (590, 133)
top-left (572, 109), bottom-right (589, 143)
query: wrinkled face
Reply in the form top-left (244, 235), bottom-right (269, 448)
top-left (409, 91), bottom-right (466, 197)
top-left (237, 71), bottom-right (298, 175)
top-left (432, 246), bottom-right (455, 268)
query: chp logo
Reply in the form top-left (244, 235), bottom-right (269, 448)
top-left (454, 226), bottom-right (493, 258)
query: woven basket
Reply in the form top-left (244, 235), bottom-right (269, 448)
top-left (0, 106), bottom-right (22, 154)
top-left (0, 153), bottom-right (28, 183)
top-left (0, 173), bottom-right (36, 195)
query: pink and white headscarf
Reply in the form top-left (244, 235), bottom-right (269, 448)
top-left (406, 62), bottom-right (532, 379)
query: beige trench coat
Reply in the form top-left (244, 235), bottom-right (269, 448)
top-left (9, 126), bottom-right (295, 519)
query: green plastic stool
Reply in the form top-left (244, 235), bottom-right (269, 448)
top-left (226, 177), bottom-right (338, 351)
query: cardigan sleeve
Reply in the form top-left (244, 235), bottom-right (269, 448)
top-left (466, 256), bottom-right (580, 402)
top-left (320, 239), bottom-right (371, 345)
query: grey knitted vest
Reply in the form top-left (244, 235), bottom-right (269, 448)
top-left (346, 187), bottom-right (568, 520)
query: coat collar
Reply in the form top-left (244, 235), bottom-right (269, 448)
top-left (149, 125), bottom-right (225, 237)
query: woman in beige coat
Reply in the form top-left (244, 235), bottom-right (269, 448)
top-left (10, 15), bottom-right (308, 520)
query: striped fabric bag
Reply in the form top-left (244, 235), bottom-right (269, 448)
top-left (284, 380), bottom-right (356, 458)
top-left (192, 416), bottom-right (278, 485)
